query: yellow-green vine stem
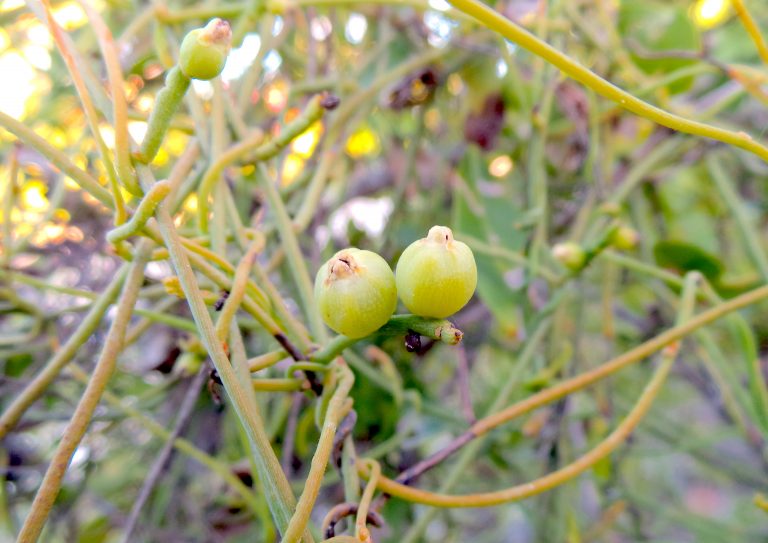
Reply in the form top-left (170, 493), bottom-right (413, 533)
top-left (136, 66), bottom-right (191, 164)
top-left (282, 360), bottom-right (354, 542)
top-left (732, 0), bottom-right (768, 66)
top-left (106, 181), bottom-right (172, 244)
top-left (79, 0), bottom-right (141, 196)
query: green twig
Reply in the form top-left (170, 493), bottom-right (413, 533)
top-left (136, 66), bottom-right (191, 164)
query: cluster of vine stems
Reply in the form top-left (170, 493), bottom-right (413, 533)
top-left (2, 0), bottom-right (768, 541)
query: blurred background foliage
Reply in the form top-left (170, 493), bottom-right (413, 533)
top-left (2, 0), bottom-right (768, 542)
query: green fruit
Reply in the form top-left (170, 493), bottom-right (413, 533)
top-left (314, 248), bottom-right (397, 338)
top-left (178, 19), bottom-right (232, 81)
top-left (552, 242), bottom-right (586, 271)
top-left (611, 225), bottom-right (640, 251)
top-left (395, 226), bottom-right (477, 318)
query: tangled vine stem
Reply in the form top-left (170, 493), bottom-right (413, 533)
top-left (106, 181), bottom-right (172, 244)
top-left (732, 0), bottom-right (768, 66)
top-left (0, 267), bottom-right (129, 439)
top-left (17, 242), bottom-right (152, 543)
top-left (363, 280), bottom-right (768, 502)
top-left (281, 360), bottom-right (355, 542)
top-left (321, 502), bottom-right (384, 539)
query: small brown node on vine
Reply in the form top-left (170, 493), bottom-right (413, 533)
top-left (404, 330), bottom-right (422, 352)
top-left (320, 93), bottom-right (341, 110)
top-left (214, 289), bottom-right (229, 311)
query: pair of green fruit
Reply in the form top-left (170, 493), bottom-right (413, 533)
top-left (314, 226), bottom-right (478, 339)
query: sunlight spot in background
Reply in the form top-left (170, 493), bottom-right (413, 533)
top-left (264, 78), bottom-right (289, 112)
top-left (345, 13), bottom-right (367, 44)
top-left (127, 120), bottom-right (148, 143)
top-left (71, 445), bottom-right (90, 468)
top-left (191, 79), bottom-right (214, 100)
top-left (182, 194), bottom-right (198, 213)
top-left (496, 58), bottom-right (508, 78)
top-left (428, 0), bottom-right (451, 12)
top-left (0, 52), bottom-right (37, 119)
top-left (52, 1), bottom-right (87, 30)
top-left (345, 126), bottom-right (379, 158)
top-left (311, 16), bottom-right (333, 41)
top-left (489, 155), bottom-right (513, 178)
top-left (21, 180), bottom-right (49, 213)
top-left (281, 153), bottom-right (304, 185)
top-left (0, 0), bottom-right (25, 11)
top-left (135, 94), bottom-right (154, 113)
top-left (424, 11), bottom-right (457, 48)
top-left (263, 49), bottom-right (283, 74)
top-left (272, 16), bottom-right (284, 36)
top-left (99, 124), bottom-right (115, 148)
top-left (26, 23), bottom-right (52, 48)
top-left (330, 197), bottom-right (394, 240)
top-left (691, 0), bottom-right (731, 29)
top-left (31, 222), bottom-right (83, 247)
top-left (292, 121), bottom-right (323, 158)
top-left (22, 43), bottom-right (51, 70)
top-left (221, 33), bottom-right (261, 82)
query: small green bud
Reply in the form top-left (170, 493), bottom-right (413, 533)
top-left (314, 249), bottom-right (397, 339)
top-left (552, 242), bottom-right (586, 271)
top-left (395, 226), bottom-right (478, 319)
top-left (611, 225), bottom-right (640, 251)
top-left (178, 18), bottom-right (232, 81)
top-left (174, 352), bottom-right (203, 377)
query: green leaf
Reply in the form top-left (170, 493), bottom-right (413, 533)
top-left (653, 240), bottom-right (725, 281)
top-left (454, 147), bottom-right (527, 336)
top-left (619, 1), bottom-right (701, 93)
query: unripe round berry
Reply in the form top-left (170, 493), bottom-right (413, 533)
top-left (395, 226), bottom-right (477, 318)
top-left (178, 19), bottom-right (232, 80)
top-left (552, 242), bottom-right (586, 271)
top-left (611, 225), bottom-right (640, 251)
top-left (314, 249), bottom-right (397, 339)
